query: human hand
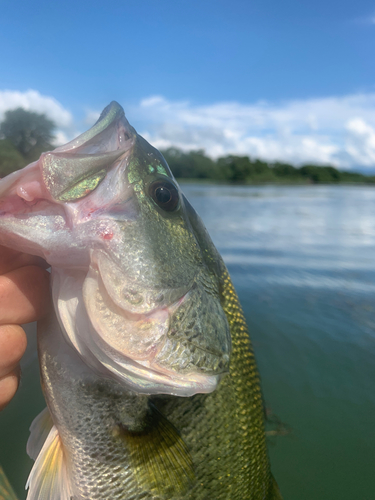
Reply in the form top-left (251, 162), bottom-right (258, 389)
top-left (0, 246), bottom-right (50, 411)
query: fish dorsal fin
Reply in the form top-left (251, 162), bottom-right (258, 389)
top-left (115, 404), bottom-right (195, 498)
top-left (27, 407), bottom-right (54, 461)
top-left (26, 424), bottom-right (72, 500)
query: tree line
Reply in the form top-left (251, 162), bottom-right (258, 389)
top-left (161, 147), bottom-right (375, 184)
top-left (1, 108), bottom-right (375, 184)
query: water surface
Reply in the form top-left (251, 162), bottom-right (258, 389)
top-left (1, 184), bottom-right (374, 499)
top-left (182, 184), bottom-right (375, 500)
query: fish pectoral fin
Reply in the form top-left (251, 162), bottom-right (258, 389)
top-left (116, 404), bottom-right (195, 497)
top-left (26, 407), bottom-right (54, 460)
top-left (0, 465), bottom-right (19, 500)
top-left (26, 424), bottom-right (73, 500)
top-left (270, 474), bottom-right (284, 500)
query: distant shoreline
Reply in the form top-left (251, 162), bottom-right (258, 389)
top-left (176, 177), bottom-right (375, 186)
top-left (161, 148), bottom-right (375, 186)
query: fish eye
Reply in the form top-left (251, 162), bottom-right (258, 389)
top-left (149, 179), bottom-right (179, 211)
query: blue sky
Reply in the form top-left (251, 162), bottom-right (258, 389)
top-left (1, 0), bottom-right (375, 169)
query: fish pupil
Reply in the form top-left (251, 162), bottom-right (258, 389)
top-left (156, 186), bottom-right (171, 204)
top-left (149, 180), bottom-right (179, 211)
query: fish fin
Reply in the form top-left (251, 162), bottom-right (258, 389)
top-left (0, 465), bottom-right (19, 500)
top-left (26, 425), bottom-right (73, 500)
top-left (269, 475), bottom-right (283, 499)
top-left (116, 404), bottom-right (195, 497)
top-left (26, 407), bottom-right (54, 460)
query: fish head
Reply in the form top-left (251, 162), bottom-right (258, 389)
top-left (0, 102), bottom-right (231, 396)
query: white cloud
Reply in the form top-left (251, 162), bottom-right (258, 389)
top-left (133, 93), bottom-right (375, 169)
top-left (0, 89), bottom-right (76, 145)
top-left (344, 118), bottom-right (375, 166)
top-left (54, 130), bottom-right (71, 145)
top-left (2, 89), bottom-right (375, 169)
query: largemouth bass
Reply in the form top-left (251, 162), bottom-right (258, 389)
top-left (0, 102), bottom-right (282, 500)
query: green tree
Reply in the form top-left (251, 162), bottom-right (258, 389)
top-left (0, 139), bottom-right (26, 177)
top-left (217, 156), bottom-right (274, 182)
top-left (162, 148), bottom-right (219, 179)
top-left (217, 155), bottom-right (255, 181)
top-left (300, 165), bottom-right (340, 183)
top-left (273, 162), bottom-right (299, 178)
top-left (0, 108), bottom-right (55, 160)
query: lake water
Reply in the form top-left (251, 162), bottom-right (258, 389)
top-left (1, 184), bottom-right (375, 499)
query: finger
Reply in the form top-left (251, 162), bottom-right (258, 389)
top-left (0, 325), bottom-right (27, 377)
top-left (0, 245), bottom-right (48, 275)
top-left (0, 266), bottom-right (51, 325)
top-left (0, 367), bottom-right (20, 411)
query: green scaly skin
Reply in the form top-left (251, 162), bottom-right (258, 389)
top-left (155, 268), bottom-right (282, 500)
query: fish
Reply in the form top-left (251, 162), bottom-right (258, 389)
top-left (0, 102), bottom-right (282, 500)
top-left (0, 465), bottom-right (18, 500)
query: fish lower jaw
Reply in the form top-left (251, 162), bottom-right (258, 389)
top-left (90, 340), bottom-right (222, 397)
top-left (119, 362), bottom-right (221, 397)
top-left (84, 314), bottom-right (224, 396)
top-left (136, 356), bottom-right (223, 392)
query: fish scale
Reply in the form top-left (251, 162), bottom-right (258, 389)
top-left (153, 269), bottom-right (280, 500)
top-left (40, 340), bottom-right (142, 500)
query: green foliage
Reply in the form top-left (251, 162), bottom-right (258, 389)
top-left (161, 148), bottom-right (375, 185)
top-left (0, 108), bottom-right (55, 158)
top-left (339, 171), bottom-right (375, 183)
top-left (299, 165), bottom-right (341, 183)
top-left (0, 108), bottom-right (56, 177)
top-left (162, 148), bottom-right (219, 179)
top-left (215, 156), bottom-right (279, 182)
top-left (0, 139), bottom-right (26, 177)
top-left (273, 162), bottom-right (299, 178)
top-left (217, 156), bottom-right (255, 181)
